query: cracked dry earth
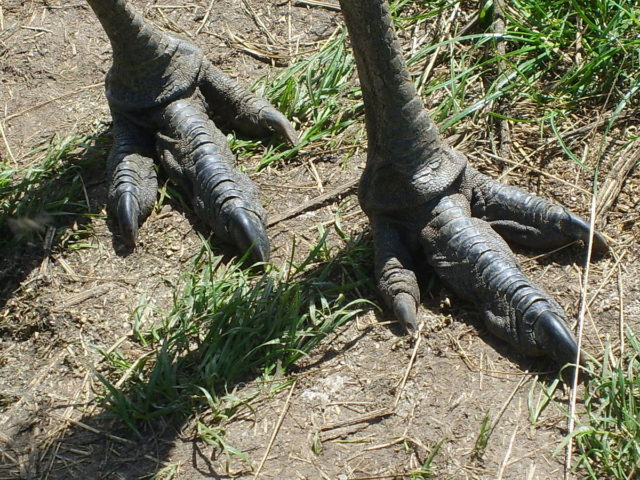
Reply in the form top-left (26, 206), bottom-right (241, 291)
top-left (1, 1), bottom-right (638, 479)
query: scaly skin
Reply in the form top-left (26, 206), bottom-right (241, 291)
top-left (86, 0), bottom-right (298, 262)
top-left (339, 0), bottom-right (607, 366)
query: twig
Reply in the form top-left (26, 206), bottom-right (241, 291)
top-left (114, 352), bottom-right (155, 389)
top-left (307, 159), bottom-right (325, 193)
top-left (394, 324), bottom-right (423, 408)
top-left (596, 142), bottom-right (639, 217)
top-left (319, 408), bottom-right (394, 432)
top-left (416, 5), bottom-right (458, 95)
top-left (0, 120), bottom-right (16, 164)
top-left (38, 226), bottom-right (56, 277)
top-left (50, 414), bottom-right (135, 445)
top-left (226, 30), bottom-right (289, 66)
top-left (243, 0), bottom-right (278, 45)
top-left (487, 375), bottom-right (527, 440)
top-left (346, 473), bottom-right (429, 480)
top-left (538, 111), bottom-right (635, 151)
top-left (293, 0), bottom-right (341, 11)
top-left (491, 0), bottom-right (512, 160)
top-left (252, 380), bottom-right (297, 479)
top-left (363, 437), bottom-right (405, 451)
top-left (496, 424), bottom-right (518, 480)
top-left (61, 283), bottom-right (112, 308)
top-left (21, 26), bottom-right (53, 33)
top-left (564, 176), bottom-right (599, 480)
top-left (2, 83), bottom-right (103, 123)
top-left (617, 265), bottom-right (625, 360)
top-left (479, 152), bottom-right (591, 195)
top-left (194, 0), bottom-right (215, 36)
top-left (587, 249), bottom-right (627, 309)
top-left (287, 0), bottom-right (293, 58)
top-left (267, 177), bottom-right (358, 226)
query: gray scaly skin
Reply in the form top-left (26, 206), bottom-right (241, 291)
top-left (339, 0), bottom-right (608, 366)
top-left (86, 0), bottom-right (298, 263)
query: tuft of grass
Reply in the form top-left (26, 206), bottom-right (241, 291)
top-left (98, 229), bottom-right (375, 431)
top-left (507, 0), bottom-right (640, 103)
top-left (403, 0), bottom-right (639, 134)
top-left (527, 376), bottom-right (561, 425)
top-left (150, 462), bottom-right (181, 480)
top-left (236, 0), bottom-right (638, 172)
top-left (409, 438), bottom-right (445, 479)
top-left (0, 133), bottom-right (106, 249)
top-left (246, 29), bottom-right (362, 169)
top-left (472, 410), bottom-right (493, 459)
top-left (563, 331), bottom-right (640, 479)
top-left (224, 0), bottom-right (638, 176)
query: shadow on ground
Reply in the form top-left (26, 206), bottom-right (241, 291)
top-left (1, 227), bottom-right (588, 479)
top-left (0, 129), bottom-right (110, 317)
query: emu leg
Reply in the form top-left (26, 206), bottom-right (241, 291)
top-left (339, 0), bottom-right (606, 366)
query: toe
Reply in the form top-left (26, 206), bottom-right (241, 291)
top-left (563, 212), bottom-right (608, 254)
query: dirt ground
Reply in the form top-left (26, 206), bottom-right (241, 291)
top-left (1, 1), bottom-right (638, 479)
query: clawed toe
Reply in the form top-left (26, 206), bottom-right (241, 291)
top-left (469, 169), bottom-right (609, 254)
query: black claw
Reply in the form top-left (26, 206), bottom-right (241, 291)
top-left (534, 312), bottom-right (585, 366)
top-left (259, 108), bottom-right (299, 146)
top-left (393, 293), bottom-right (418, 332)
top-left (228, 209), bottom-right (270, 264)
top-left (117, 192), bottom-right (140, 247)
top-left (566, 212), bottom-right (608, 254)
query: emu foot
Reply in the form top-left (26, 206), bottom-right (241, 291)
top-left (339, 0), bottom-right (606, 367)
top-left (370, 163), bottom-right (607, 366)
top-left (94, 1), bottom-right (298, 262)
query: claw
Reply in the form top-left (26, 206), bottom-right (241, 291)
top-left (259, 107), bottom-right (300, 146)
top-left (227, 208), bottom-right (270, 264)
top-left (533, 311), bottom-right (585, 366)
top-left (116, 191), bottom-right (140, 247)
top-left (563, 211), bottom-right (608, 254)
top-left (393, 292), bottom-right (418, 332)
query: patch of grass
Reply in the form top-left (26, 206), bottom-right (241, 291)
top-left (0, 133), bottom-right (106, 249)
top-left (564, 331), bottom-right (640, 479)
top-left (98, 229), bottom-right (375, 431)
top-left (409, 438), bottom-right (445, 479)
top-left (150, 462), bottom-right (181, 480)
top-left (401, 0), bottom-right (639, 134)
top-left (237, 0), bottom-right (638, 172)
top-left (472, 410), bottom-right (493, 459)
top-left (527, 376), bottom-right (561, 425)
top-left (239, 29), bottom-right (362, 169)
top-left (508, 0), bottom-right (639, 103)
